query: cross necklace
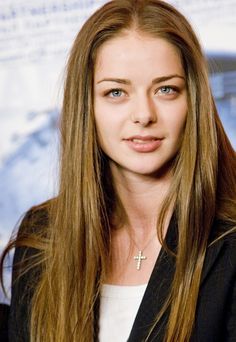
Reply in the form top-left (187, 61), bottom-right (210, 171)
top-left (132, 233), bottom-right (157, 271)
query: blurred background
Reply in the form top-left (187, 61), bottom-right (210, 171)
top-left (0, 0), bottom-right (236, 301)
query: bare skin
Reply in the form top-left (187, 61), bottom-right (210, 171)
top-left (106, 171), bottom-right (171, 285)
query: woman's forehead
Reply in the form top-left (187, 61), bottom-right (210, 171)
top-left (94, 30), bottom-right (184, 82)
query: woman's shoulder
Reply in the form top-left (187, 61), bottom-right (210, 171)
top-left (210, 218), bottom-right (236, 243)
top-left (208, 219), bottom-right (236, 269)
top-left (17, 200), bottom-right (51, 236)
top-left (11, 199), bottom-right (53, 281)
top-left (8, 201), bottom-right (53, 342)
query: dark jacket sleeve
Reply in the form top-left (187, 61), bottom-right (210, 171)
top-left (225, 241), bottom-right (236, 341)
top-left (8, 208), bottom-right (48, 342)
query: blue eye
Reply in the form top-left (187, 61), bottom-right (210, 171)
top-left (107, 89), bottom-right (123, 97)
top-left (159, 86), bottom-right (174, 94)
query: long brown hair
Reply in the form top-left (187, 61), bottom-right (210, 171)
top-left (1, 1), bottom-right (236, 341)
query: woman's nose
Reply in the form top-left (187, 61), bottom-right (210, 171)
top-left (131, 95), bottom-right (157, 126)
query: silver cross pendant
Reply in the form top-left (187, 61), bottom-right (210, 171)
top-left (134, 251), bottom-right (147, 270)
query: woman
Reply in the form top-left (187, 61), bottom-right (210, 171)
top-left (1, 0), bottom-right (236, 341)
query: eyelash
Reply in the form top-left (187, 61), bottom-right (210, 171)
top-left (104, 86), bottom-right (179, 98)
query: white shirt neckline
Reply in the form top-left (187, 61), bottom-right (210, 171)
top-left (99, 283), bottom-right (148, 342)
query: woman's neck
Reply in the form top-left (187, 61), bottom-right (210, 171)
top-left (105, 166), bottom-right (173, 285)
top-left (111, 166), bottom-right (172, 235)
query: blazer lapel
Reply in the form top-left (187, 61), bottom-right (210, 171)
top-left (200, 219), bottom-right (232, 285)
top-left (200, 237), bottom-right (225, 286)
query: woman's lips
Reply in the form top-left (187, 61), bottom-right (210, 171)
top-left (124, 136), bottom-right (163, 152)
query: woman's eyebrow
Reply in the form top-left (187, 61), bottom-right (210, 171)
top-left (152, 74), bottom-right (185, 84)
top-left (96, 78), bottom-right (131, 85)
top-left (96, 74), bottom-right (185, 85)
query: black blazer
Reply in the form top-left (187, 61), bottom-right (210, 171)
top-left (8, 209), bottom-right (236, 341)
top-left (128, 219), bottom-right (236, 341)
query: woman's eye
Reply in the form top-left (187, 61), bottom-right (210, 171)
top-left (106, 89), bottom-right (124, 98)
top-left (157, 86), bottom-right (177, 95)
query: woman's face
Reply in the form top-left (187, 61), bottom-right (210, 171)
top-left (93, 30), bottom-right (187, 179)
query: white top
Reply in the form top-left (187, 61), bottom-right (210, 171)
top-left (99, 283), bottom-right (147, 342)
